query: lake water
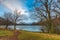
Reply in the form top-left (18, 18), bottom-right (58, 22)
top-left (8, 25), bottom-right (42, 32)
top-left (0, 25), bottom-right (42, 32)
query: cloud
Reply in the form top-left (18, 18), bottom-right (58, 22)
top-left (0, 0), bottom-right (29, 15)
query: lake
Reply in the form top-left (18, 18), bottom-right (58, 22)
top-left (8, 25), bottom-right (42, 32)
top-left (0, 25), bottom-right (42, 32)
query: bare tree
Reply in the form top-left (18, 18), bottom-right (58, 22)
top-left (11, 9), bottom-right (21, 30)
top-left (3, 9), bottom-right (21, 30)
top-left (33, 0), bottom-right (60, 33)
top-left (3, 12), bottom-right (13, 29)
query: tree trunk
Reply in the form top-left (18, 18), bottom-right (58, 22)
top-left (14, 24), bottom-right (16, 30)
top-left (6, 25), bottom-right (8, 29)
top-left (45, 0), bottom-right (54, 33)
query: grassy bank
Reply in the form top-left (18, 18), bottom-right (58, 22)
top-left (18, 30), bottom-right (60, 40)
top-left (0, 30), bottom-right (60, 40)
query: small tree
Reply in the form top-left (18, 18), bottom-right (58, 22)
top-left (3, 9), bottom-right (21, 30)
top-left (4, 12), bottom-right (13, 29)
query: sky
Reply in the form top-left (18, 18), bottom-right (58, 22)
top-left (0, 0), bottom-right (58, 24)
top-left (0, 0), bottom-right (39, 24)
top-left (0, 0), bottom-right (33, 15)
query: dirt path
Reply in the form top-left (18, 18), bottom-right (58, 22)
top-left (0, 31), bottom-right (20, 40)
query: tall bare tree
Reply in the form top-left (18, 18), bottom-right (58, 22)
top-left (33, 0), bottom-right (60, 33)
top-left (11, 9), bottom-right (21, 30)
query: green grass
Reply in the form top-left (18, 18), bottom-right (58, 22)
top-left (18, 30), bottom-right (60, 40)
top-left (0, 30), bottom-right (13, 36)
top-left (0, 30), bottom-right (60, 40)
